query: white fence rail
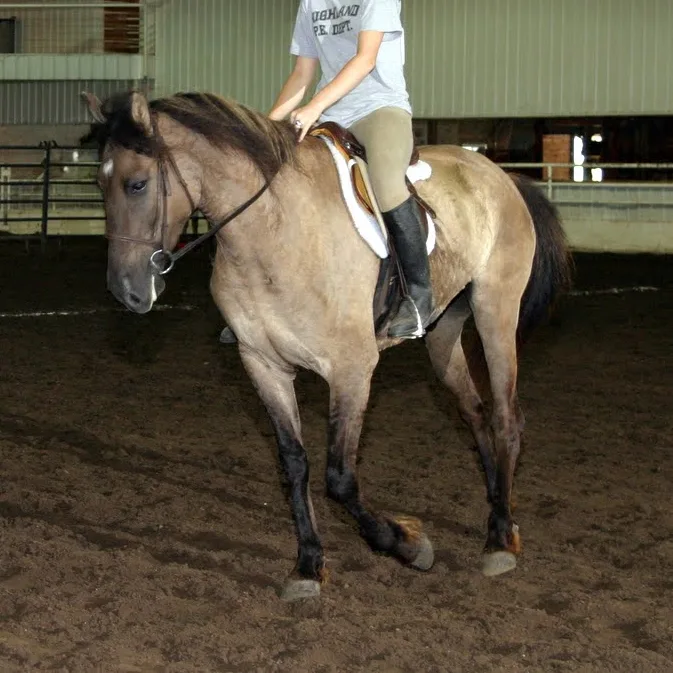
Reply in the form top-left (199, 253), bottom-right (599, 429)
top-left (499, 163), bottom-right (673, 227)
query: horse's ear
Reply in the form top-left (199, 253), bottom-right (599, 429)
top-left (81, 91), bottom-right (105, 124)
top-left (129, 91), bottom-right (153, 136)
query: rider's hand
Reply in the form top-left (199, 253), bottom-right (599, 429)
top-left (289, 102), bottom-right (323, 142)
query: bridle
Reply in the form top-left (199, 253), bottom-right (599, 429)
top-left (104, 114), bottom-right (274, 276)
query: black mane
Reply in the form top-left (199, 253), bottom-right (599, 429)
top-left (90, 91), bottom-right (300, 182)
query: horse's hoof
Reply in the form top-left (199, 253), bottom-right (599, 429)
top-left (410, 533), bottom-right (434, 571)
top-left (219, 327), bottom-right (237, 344)
top-left (482, 550), bottom-right (517, 577)
top-left (280, 579), bottom-right (321, 602)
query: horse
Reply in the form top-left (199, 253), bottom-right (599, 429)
top-left (82, 89), bottom-right (572, 601)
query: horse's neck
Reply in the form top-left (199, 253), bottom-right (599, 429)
top-left (202, 143), bottom-right (366, 269)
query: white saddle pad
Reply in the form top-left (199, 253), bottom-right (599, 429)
top-left (317, 135), bottom-right (436, 259)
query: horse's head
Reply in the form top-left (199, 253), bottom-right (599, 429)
top-left (82, 90), bottom-right (196, 314)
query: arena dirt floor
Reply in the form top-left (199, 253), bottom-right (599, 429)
top-left (0, 238), bottom-right (671, 673)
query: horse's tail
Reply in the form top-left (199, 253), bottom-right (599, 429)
top-left (510, 173), bottom-right (574, 342)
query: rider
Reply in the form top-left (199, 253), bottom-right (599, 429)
top-left (220, 0), bottom-right (433, 343)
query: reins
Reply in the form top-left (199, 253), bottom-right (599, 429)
top-left (149, 179), bottom-right (271, 275)
top-left (105, 112), bottom-right (275, 276)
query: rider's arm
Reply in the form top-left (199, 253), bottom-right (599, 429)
top-left (307, 0), bottom-right (401, 115)
top-left (307, 30), bottom-right (384, 116)
top-left (268, 56), bottom-right (319, 121)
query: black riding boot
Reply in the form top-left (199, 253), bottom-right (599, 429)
top-left (383, 196), bottom-right (435, 339)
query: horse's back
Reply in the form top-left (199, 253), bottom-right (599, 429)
top-left (412, 144), bottom-right (536, 309)
top-left (417, 144), bottom-right (527, 209)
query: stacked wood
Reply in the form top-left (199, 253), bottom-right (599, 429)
top-left (104, 0), bottom-right (140, 54)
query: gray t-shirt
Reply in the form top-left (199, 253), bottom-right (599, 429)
top-left (290, 0), bottom-right (412, 128)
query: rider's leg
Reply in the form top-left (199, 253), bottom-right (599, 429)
top-left (350, 107), bottom-right (434, 339)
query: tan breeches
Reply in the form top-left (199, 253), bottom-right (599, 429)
top-left (349, 106), bottom-right (414, 213)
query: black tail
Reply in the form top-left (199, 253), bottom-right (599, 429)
top-left (510, 173), bottom-right (574, 342)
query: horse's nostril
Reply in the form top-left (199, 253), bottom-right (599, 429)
top-left (128, 291), bottom-right (142, 306)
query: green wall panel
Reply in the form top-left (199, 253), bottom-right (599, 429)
top-left (153, 0), bottom-right (299, 113)
top-left (153, 0), bottom-right (673, 118)
top-left (401, 0), bottom-right (673, 118)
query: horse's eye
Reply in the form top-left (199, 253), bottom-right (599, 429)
top-left (126, 179), bottom-right (147, 195)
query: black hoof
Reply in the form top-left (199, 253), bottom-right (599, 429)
top-left (219, 327), bottom-right (237, 344)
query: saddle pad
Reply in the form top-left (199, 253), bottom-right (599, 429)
top-left (318, 135), bottom-right (436, 259)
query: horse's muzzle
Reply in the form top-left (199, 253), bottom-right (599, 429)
top-left (108, 270), bottom-right (163, 314)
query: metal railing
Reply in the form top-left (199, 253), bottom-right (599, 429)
top-left (0, 142), bottom-right (102, 249)
top-left (0, 142), bottom-right (204, 250)
top-left (499, 162), bottom-right (673, 226)
top-left (0, 145), bottom-right (671, 251)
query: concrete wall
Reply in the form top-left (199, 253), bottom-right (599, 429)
top-left (563, 220), bottom-right (673, 254)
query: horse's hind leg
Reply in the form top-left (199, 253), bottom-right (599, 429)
top-left (239, 348), bottom-right (324, 601)
top-left (470, 279), bottom-right (526, 577)
top-left (425, 294), bottom-right (497, 504)
top-left (325, 353), bottom-right (435, 572)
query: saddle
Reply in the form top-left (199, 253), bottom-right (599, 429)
top-left (308, 122), bottom-right (437, 338)
top-left (309, 122), bottom-right (436, 222)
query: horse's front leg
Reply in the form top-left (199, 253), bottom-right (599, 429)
top-left (239, 347), bottom-right (325, 601)
top-left (325, 359), bottom-right (434, 572)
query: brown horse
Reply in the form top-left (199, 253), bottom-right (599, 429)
top-left (82, 90), bottom-right (572, 601)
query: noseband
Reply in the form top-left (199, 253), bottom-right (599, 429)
top-left (105, 115), bottom-right (273, 276)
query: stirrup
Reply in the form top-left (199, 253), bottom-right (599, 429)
top-left (387, 296), bottom-right (428, 339)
